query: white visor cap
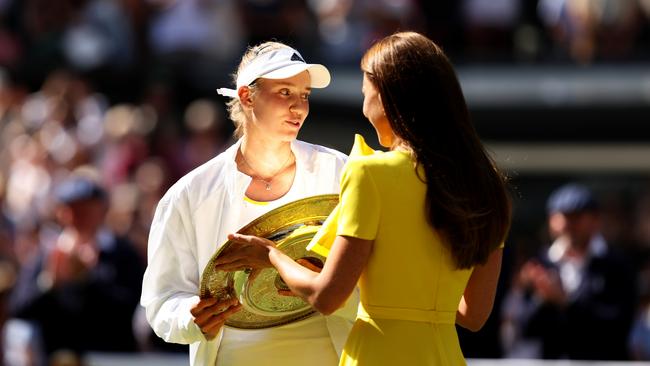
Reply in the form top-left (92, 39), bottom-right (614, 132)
top-left (216, 47), bottom-right (331, 99)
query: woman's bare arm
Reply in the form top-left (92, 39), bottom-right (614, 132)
top-left (228, 233), bottom-right (372, 315)
top-left (456, 248), bottom-right (503, 331)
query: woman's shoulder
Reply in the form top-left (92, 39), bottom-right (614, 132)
top-left (343, 152), bottom-right (417, 191)
top-left (347, 150), bottom-right (409, 169)
top-left (293, 140), bottom-right (348, 175)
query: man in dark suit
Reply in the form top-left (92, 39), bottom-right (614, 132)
top-left (502, 183), bottom-right (637, 360)
top-left (7, 175), bottom-right (144, 362)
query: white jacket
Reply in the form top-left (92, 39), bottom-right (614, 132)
top-left (141, 138), bottom-right (357, 365)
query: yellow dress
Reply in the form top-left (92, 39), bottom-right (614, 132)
top-left (309, 135), bottom-right (472, 366)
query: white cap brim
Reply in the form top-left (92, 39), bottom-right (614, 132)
top-left (217, 46), bottom-right (331, 98)
top-left (262, 63), bottom-right (331, 88)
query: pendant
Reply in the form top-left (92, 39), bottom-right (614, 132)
top-left (265, 182), bottom-right (272, 191)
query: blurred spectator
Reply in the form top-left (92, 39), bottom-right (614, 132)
top-left (6, 172), bottom-right (144, 362)
top-left (629, 188), bottom-right (650, 360)
top-left (418, 2), bottom-right (464, 58)
top-left (177, 98), bottom-right (232, 174)
top-left (501, 183), bottom-right (637, 360)
top-left (593, 0), bottom-right (644, 60)
top-left (17, 0), bottom-right (77, 88)
top-left (147, 0), bottom-right (244, 96)
top-left (538, 0), bottom-right (645, 64)
top-left (0, 170), bottom-right (18, 364)
top-left (238, 0), bottom-right (317, 57)
top-left (4, 133), bottom-right (51, 238)
top-left (634, 189), bottom-right (650, 250)
top-left (62, 0), bottom-right (135, 72)
top-left (308, 0), bottom-right (426, 64)
top-left (630, 259), bottom-right (650, 360)
top-left (18, 70), bottom-right (107, 171)
top-left (148, 0), bottom-right (241, 62)
top-left (359, 0), bottom-right (426, 53)
top-left (462, 0), bottom-right (521, 60)
top-left (139, 80), bottom-right (187, 182)
top-left (307, 0), bottom-right (362, 64)
top-left (106, 158), bottom-right (170, 262)
top-left (0, 0), bottom-right (22, 69)
top-left (0, 171), bottom-right (14, 261)
top-left (100, 104), bottom-right (152, 188)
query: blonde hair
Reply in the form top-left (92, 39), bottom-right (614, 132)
top-left (226, 41), bottom-right (291, 138)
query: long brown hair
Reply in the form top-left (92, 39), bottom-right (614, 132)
top-left (361, 31), bottom-right (511, 269)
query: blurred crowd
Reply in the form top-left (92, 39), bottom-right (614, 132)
top-left (1, 0), bottom-right (650, 364)
top-left (1, 0), bottom-right (650, 99)
top-left (0, 67), bottom-right (234, 364)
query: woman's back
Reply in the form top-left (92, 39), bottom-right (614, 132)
top-left (350, 150), bottom-right (472, 310)
top-left (338, 147), bottom-right (471, 365)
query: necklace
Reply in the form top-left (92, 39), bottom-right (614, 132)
top-left (239, 149), bottom-right (294, 191)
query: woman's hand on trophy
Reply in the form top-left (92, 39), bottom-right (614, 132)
top-left (214, 234), bottom-right (277, 271)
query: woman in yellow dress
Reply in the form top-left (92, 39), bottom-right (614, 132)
top-left (229, 31), bottom-right (512, 365)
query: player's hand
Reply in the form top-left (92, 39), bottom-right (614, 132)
top-left (191, 297), bottom-right (242, 340)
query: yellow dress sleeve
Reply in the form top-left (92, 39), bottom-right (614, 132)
top-left (307, 134), bottom-right (379, 257)
top-left (336, 158), bottom-right (380, 240)
top-left (306, 203), bottom-right (340, 257)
